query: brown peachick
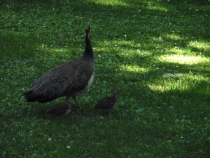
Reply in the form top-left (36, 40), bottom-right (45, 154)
top-left (94, 91), bottom-right (117, 114)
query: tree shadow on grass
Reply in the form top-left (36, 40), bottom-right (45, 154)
top-left (0, 31), bottom-right (37, 57)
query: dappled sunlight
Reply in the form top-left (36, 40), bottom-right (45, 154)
top-left (120, 64), bottom-right (149, 73)
top-left (1, 0), bottom-right (210, 157)
top-left (148, 79), bottom-right (189, 93)
top-left (148, 72), bottom-right (210, 93)
top-left (87, 0), bottom-right (128, 6)
top-left (95, 40), bottom-right (144, 56)
top-left (37, 44), bottom-right (69, 54)
top-left (96, 40), bottom-right (134, 48)
top-left (185, 74), bottom-right (210, 82)
top-left (145, 1), bottom-right (168, 12)
top-left (88, 0), bottom-right (168, 12)
top-left (146, 5), bottom-right (167, 12)
top-left (47, 48), bottom-right (69, 53)
top-left (148, 81), bottom-right (191, 93)
top-left (163, 34), bottom-right (185, 41)
top-left (189, 41), bottom-right (210, 51)
top-left (167, 48), bottom-right (188, 54)
top-left (157, 54), bottom-right (210, 65)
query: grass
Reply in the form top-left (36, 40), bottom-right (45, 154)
top-left (0, 0), bottom-right (210, 157)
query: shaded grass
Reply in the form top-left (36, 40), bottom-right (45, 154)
top-left (1, 0), bottom-right (210, 157)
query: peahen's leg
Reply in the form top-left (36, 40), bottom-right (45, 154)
top-left (72, 95), bottom-right (81, 109)
top-left (65, 96), bottom-right (71, 111)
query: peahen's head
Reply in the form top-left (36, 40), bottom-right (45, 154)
top-left (84, 26), bottom-right (90, 37)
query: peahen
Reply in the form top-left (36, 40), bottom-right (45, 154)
top-left (24, 27), bottom-right (94, 111)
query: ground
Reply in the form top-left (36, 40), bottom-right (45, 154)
top-left (0, 0), bottom-right (210, 157)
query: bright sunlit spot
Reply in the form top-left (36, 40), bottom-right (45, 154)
top-left (49, 48), bottom-right (69, 53)
top-left (38, 45), bottom-right (69, 53)
top-left (146, 4), bottom-right (168, 12)
top-left (120, 65), bottom-right (149, 73)
top-left (148, 82), bottom-right (190, 93)
top-left (189, 41), bottom-right (210, 50)
top-left (148, 72), bottom-right (210, 93)
top-left (157, 54), bottom-right (210, 65)
top-left (164, 34), bottom-right (185, 40)
top-left (87, 0), bottom-right (127, 6)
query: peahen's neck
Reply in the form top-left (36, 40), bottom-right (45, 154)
top-left (82, 35), bottom-right (94, 62)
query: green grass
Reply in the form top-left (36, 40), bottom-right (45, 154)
top-left (1, 0), bottom-right (210, 157)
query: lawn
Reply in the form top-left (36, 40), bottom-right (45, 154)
top-left (0, 0), bottom-right (210, 157)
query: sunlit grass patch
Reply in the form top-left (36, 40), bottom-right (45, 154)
top-left (167, 48), bottom-right (190, 55)
top-left (148, 79), bottom-right (190, 93)
top-left (145, 1), bottom-right (168, 12)
top-left (87, 0), bottom-right (128, 6)
top-left (189, 40), bottom-right (210, 51)
top-left (157, 54), bottom-right (210, 65)
top-left (148, 71), bottom-right (210, 101)
top-left (120, 64), bottom-right (149, 73)
top-left (185, 73), bottom-right (210, 82)
top-left (164, 34), bottom-right (185, 41)
top-left (96, 40), bottom-right (134, 51)
top-left (37, 44), bottom-right (70, 54)
top-left (46, 47), bottom-right (69, 53)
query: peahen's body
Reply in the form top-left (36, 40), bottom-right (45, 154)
top-left (24, 27), bottom-right (94, 110)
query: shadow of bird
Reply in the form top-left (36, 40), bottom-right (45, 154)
top-left (45, 103), bottom-right (71, 116)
